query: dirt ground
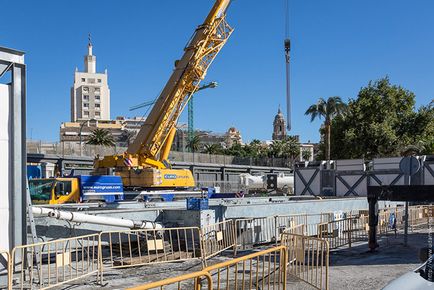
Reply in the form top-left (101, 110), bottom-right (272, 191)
top-left (67, 228), bottom-right (431, 290)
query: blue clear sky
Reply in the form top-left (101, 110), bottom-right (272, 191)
top-left (2, 0), bottom-right (434, 143)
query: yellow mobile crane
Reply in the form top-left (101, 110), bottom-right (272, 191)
top-left (94, 0), bottom-right (233, 189)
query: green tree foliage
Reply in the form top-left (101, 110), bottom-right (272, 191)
top-left (186, 135), bottom-right (201, 153)
top-left (305, 96), bottom-right (347, 160)
top-left (302, 149), bottom-right (312, 161)
top-left (86, 129), bottom-right (115, 147)
top-left (202, 143), bottom-right (223, 155)
top-left (329, 77), bottom-right (434, 159)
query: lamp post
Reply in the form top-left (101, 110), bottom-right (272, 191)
top-left (188, 82), bottom-right (218, 146)
top-left (79, 118), bottom-right (96, 156)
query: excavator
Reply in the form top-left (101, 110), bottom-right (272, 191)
top-left (93, 0), bottom-right (234, 190)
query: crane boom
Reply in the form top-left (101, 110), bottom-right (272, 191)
top-left (95, 0), bottom-right (233, 189)
top-left (128, 0), bottom-right (232, 158)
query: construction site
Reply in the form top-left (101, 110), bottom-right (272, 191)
top-left (1, 0), bottom-right (434, 289)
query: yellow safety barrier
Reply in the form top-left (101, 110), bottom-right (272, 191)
top-left (317, 218), bottom-right (352, 249)
top-left (201, 220), bottom-right (236, 261)
top-left (284, 224), bottom-right (306, 236)
top-left (99, 227), bottom-right (203, 281)
top-left (203, 245), bottom-right (288, 290)
top-left (10, 234), bottom-right (99, 290)
top-left (126, 270), bottom-right (213, 290)
top-left (350, 215), bottom-right (369, 242)
top-left (281, 233), bottom-right (329, 290)
top-left (0, 249), bottom-right (10, 290)
top-left (282, 213), bottom-right (334, 237)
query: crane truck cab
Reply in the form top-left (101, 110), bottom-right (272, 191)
top-left (29, 175), bottom-right (124, 204)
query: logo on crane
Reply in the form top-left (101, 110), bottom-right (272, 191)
top-left (164, 174), bottom-right (177, 180)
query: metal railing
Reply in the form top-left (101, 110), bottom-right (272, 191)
top-left (10, 234), bottom-right (99, 290)
top-left (235, 217), bottom-right (277, 250)
top-left (279, 213), bottom-right (334, 237)
top-left (281, 233), bottom-right (329, 290)
top-left (317, 218), bottom-right (352, 249)
top-left (203, 245), bottom-right (288, 290)
top-left (126, 270), bottom-right (213, 290)
top-left (201, 220), bottom-right (236, 262)
top-left (284, 224), bottom-right (306, 236)
top-left (234, 214), bottom-right (334, 251)
top-left (99, 227), bottom-right (203, 282)
top-left (27, 140), bottom-right (291, 167)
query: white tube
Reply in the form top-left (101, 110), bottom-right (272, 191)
top-left (32, 207), bottom-right (162, 230)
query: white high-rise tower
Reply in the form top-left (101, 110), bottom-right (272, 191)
top-left (71, 36), bottom-right (110, 121)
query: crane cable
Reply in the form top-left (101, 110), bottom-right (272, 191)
top-left (284, 0), bottom-right (291, 131)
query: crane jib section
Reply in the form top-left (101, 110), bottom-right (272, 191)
top-left (127, 1), bottom-right (233, 166)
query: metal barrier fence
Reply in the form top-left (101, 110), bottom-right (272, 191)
top-left (27, 140), bottom-right (291, 167)
top-left (203, 245), bottom-right (288, 290)
top-left (317, 218), bottom-right (352, 249)
top-left (0, 250), bottom-right (10, 290)
top-left (281, 233), bottom-right (329, 290)
top-left (99, 227), bottom-right (203, 282)
top-left (235, 217), bottom-right (278, 250)
top-left (284, 224), bottom-right (306, 236)
top-left (283, 213), bottom-right (334, 237)
top-left (235, 214), bottom-right (334, 250)
top-left (201, 220), bottom-right (236, 262)
top-left (10, 234), bottom-right (99, 290)
top-left (126, 271), bottom-right (213, 290)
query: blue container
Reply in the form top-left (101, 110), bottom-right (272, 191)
top-left (186, 198), bottom-right (209, 210)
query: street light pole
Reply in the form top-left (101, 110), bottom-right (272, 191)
top-left (187, 81), bottom-right (218, 148)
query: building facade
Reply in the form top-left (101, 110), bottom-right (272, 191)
top-left (70, 40), bottom-right (110, 121)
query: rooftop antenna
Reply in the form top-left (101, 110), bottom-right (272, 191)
top-left (88, 33), bottom-right (92, 46)
top-left (284, 0), bottom-right (291, 131)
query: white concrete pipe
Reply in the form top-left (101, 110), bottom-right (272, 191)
top-left (32, 207), bottom-right (163, 230)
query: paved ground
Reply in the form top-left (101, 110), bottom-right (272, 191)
top-left (328, 229), bottom-right (428, 290)
top-left (64, 228), bottom-right (430, 290)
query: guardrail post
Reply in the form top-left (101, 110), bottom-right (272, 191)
top-left (98, 233), bottom-right (104, 285)
top-left (348, 218), bottom-right (352, 248)
top-left (199, 228), bottom-right (207, 268)
top-left (232, 220), bottom-right (237, 257)
top-left (274, 216), bottom-right (279, 245)
top-left (282, 247), bottom-right (288, 290)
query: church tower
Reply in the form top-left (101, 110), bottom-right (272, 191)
top-left (272, 106), bottom-right (287, 140)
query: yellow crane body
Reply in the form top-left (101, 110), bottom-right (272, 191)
top-left (94, 0), bottom-right (233, 189)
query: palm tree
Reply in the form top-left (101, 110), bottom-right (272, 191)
top-left (269, 140), bottom-right (284, 158)
top-left (86, 128), bottom-right (116, 147)
top-left (186, 135), bottom-right (201, 153)
top-left (302, 149), bottom-right (312, 161)
top-left (202, 144), bottom-right (221, 155)
top-left (281, 136), bottom-right (300, 160)
top-left (305, 96), bottom-right (347, 160)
